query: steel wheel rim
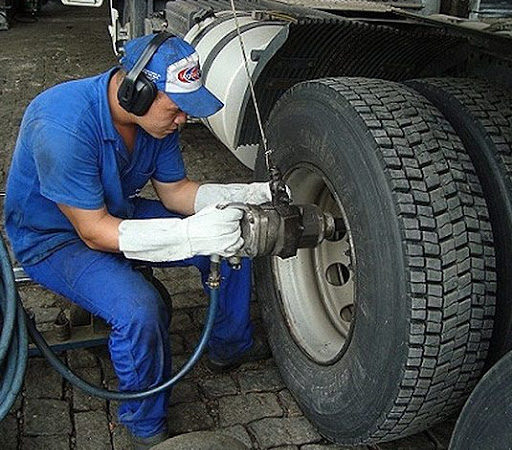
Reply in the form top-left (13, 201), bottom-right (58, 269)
top-left (272, 163), bottom-right (356, 365)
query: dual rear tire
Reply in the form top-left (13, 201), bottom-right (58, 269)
top-left (406, 78), bottom-right (512, 365)
top-left (255, 76), bottom-right (511, 444)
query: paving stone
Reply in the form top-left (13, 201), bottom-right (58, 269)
top-left (170, 334), bottom-right (186, 355)
top-left (24, 398), bottom-right (72, 435)
top-left (238, 368), bottom-right (286, 393)
top-left (72, 367), bottom-right (106, 411)
top-left (302, 444), bottom-right (369, 449)
top-left (33, 321), bottom-right (58, 333)
top-left (0, 415), bottom-right (18, 449)
top-left (190, 305), bottom-right (208, 324)
top-left (22, 435), bottom-right (70, 450)
top-left (250, 301), bottom-right (262, 321)
top-left (183, 331), bottom-right (203, 352)
top-left (170, 380), bottom-right (200, 405)
top-left (31, 306), bottom-right (62, 326)
top-left (168, 401), bottom-right (214, 434)
top-left (250, 417), bottom-right (321, 448)
top-left (111, 422), bottom-right (132, 450)
top-left (67, 348), bottom-right (98, 370)
top-left (140, 182), bottom-right (159, 199)
top-left (24, 358), bottom-right (62, 399)
top-left (200, 375), bottom-right (238, 398)
top-left (377, 432), bottom-right (436, 449)
top-left (19, 286), bottom-right (62, 309)
top-left (278, 390), bottom-right (303, 417)
top-left (106, 379), bottom-right (122, 420)
top-left (97, 348), bottom-right (117, 382)
top-left (170, 311), bottom-right (194, 332)
top-left (74, 410), bottom-right (111, 449)
top-left (219, 424), bottom-right (253, 448)
top-left (218, 393), bottom-right (282, 427)
top-left (9, 392), bottom-right (23, 415)
top-left (173, 290), bottom-right (208, 309)
top-left (235, 354), bottom-right (276, 372)
top-left (154, 266), bottom-right (203, 294)
top-left (174, 355), bottom-right (211, 380)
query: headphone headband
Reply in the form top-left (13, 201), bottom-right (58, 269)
top-left (119, 32), bottom-right (174, 107)
top-left (124, 32), bottom-right (173, 85)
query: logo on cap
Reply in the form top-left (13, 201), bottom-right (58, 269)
top-left (165, 53), bottom-right (203, 94)
top-left (142, 68), bottom-right (161, 82)
top-left (177, 65), bottom-right (201, 84)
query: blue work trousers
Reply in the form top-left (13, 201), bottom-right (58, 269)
top-left (23, 198), bottom-right (253, 438)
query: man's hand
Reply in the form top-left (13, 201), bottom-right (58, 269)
top-left (194, 182), bottom-right (280, 212)
top-left (186, 205), bottom-right (244, 257)
top-left (118, 205), bottom-right (244, 262)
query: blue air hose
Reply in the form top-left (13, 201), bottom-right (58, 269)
top-left (0, 236), bottom-right (220, 419)
top-left (0, 238), bottom-right (28, 420)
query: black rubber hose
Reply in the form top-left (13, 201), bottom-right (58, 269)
top-left (0, 234), bottom-right (219, 419)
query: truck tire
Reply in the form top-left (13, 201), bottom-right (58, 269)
top-left (254, 77), bottom-right (496, 445)
top-left (449, 350), bottom-right (512, 449)
top-left (406, 78), bottom-right (512, 364)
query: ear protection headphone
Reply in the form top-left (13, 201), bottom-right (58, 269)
top-left (117, 32), bottom-right (174, 117)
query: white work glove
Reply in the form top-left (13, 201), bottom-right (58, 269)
top-left (194, 182), bottom-right (273, 212)
top-left (118, 205), bottom-right (244, 262)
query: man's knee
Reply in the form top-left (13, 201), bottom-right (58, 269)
top-left (114, 287), bottom-right (170, 334)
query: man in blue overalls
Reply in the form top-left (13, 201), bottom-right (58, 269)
top-left (5, 34), bottom-right (271, 448)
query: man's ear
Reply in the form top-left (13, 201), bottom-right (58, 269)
top-left (115, 68), bottom-right (127, 85)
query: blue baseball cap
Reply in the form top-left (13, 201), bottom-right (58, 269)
top-left (120, 34), bottom-right (224, 118)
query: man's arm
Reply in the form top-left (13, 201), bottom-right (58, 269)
top-left (152, 177), bottom-right (199, 216)
top-left (59, 177), bottom-right (200, 252)
top-left (58, 204), bottom-right (122, 252)
top-left (59, 200), bottom-right (245, 262)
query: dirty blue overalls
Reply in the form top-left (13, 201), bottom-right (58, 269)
top-left (4, 68), bottom-right (253, 438)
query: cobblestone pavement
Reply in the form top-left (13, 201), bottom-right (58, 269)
top-left (0, 2), bottom-right (456, 449)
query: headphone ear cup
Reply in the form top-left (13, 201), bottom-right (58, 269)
top-left (117, 76), bottom-right (134, 112)
top-left (130, 72), bottom-right (158, 116)
top-left (117, 72), bottom-right (158, 116)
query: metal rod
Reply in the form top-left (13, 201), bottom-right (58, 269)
top-left (228, 0), bottom-right (273, 171)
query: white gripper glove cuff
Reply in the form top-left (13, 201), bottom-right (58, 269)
top-left (194, 182), bottom-right (273, 212)
top-left (119, 218), bottom-right (192, 262)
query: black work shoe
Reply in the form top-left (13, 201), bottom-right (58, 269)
top-left (206, 335), bottom-right (271, 373)
top-left (132, 430), bottom-right (169, 450)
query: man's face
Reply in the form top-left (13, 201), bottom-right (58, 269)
top-left (136, 92), bottom-right (188, 139)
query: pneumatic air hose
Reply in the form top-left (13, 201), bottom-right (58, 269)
top-left (0, 237), bottom-right (28, 420)
top-left (0, 234), bottom-right (220, 420)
